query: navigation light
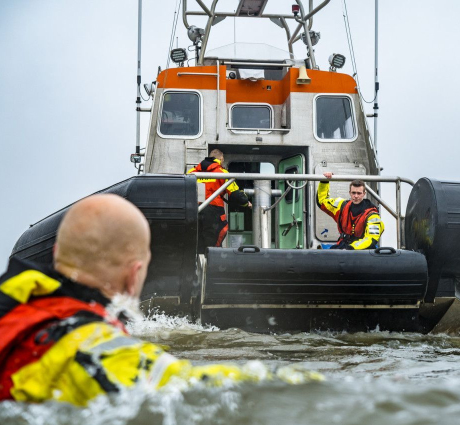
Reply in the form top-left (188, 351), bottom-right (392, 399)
top-left (292, 5), bottom-right (300, 17)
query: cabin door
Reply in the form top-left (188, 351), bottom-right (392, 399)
top-left (278, 155), bottom-right (305, 249)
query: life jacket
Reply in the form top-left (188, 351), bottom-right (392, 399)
top-left (0, 258), bottom-right (125, 401)
top-left (188, 158), bottom-right (241, 208)
top-left (337, 200), bottom-right (379, 241)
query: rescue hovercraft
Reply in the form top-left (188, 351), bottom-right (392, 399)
top-left (10, 0), bottom-right (460, 334)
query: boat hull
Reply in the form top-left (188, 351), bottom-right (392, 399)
top-left (9, 174), bottom-right (460, 334)
top-left (201, 246), bottom-right (428, 332)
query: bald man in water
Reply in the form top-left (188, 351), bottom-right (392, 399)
top-left (0, 194), bottom-right (322, 406)
top-left (54, 194), bottom-right (151, 300)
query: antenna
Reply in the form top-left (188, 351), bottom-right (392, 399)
top-left (131, 0), bottom-right (143, 168)
top-left (373, 0), bottom-right (379, 154)
top-left (135, 0), bottom-right (142, 156)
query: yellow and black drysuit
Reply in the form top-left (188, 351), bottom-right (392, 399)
top-left (188, 157), bottom-right (249, 253)
top-left (316, 181), bottom-right (384, 250)
top-left (0, 258), bottom-right (322, 406)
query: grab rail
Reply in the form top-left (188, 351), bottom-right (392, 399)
top-left (191, 173), bottom-right (414, 249)
top-left (192, 173), bottom-right (414, 186)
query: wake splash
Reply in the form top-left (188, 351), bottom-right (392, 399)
top-left (127, 308), bottom-right (219, 338)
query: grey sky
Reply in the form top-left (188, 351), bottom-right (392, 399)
top-left (1, 0), bottom-right (459, 271)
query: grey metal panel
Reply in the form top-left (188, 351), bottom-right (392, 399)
top-left (314, 162), bottom-right (367, 243)
top-left (151, 139), bottom-right (186, 174)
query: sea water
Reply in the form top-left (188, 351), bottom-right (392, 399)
top-left (2, 312), bottom-right (460, 425)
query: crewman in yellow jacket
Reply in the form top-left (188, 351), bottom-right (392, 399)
top-left (316, 172), bottom-right (384, 249)
top-left (0, 194), bottom-right (321, 406)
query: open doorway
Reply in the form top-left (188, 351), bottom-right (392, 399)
top-left (226, 161), bottom-right (277, 248)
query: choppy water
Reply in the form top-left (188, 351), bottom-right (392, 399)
top-left (2, 313), bottom-right (460, 425)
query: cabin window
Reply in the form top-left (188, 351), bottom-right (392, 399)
top-left (230, 103), bottom-right (273, 132)
top-left (158, 91), bottom-right (201, 138)
top-left (314, 95), bottom-right (356, 141)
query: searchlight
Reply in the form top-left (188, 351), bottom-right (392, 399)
top-left (328, 53), bottom-right (346, 72)
top-left (170, 48), bottom-right (188, 65)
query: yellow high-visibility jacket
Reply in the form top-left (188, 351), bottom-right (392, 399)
top-left (316, 181), bottom-right (384, 250)
top-left (0, 258), bottom-right (322, 406)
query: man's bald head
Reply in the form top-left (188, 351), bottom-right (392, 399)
top-left (54, 194), bottom-right (151, 299)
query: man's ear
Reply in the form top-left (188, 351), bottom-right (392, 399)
top-left (125, 261), bottom-right (143, 297)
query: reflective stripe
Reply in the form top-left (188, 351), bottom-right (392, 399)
top-left (0, 271), bottom-right (61, 304)
top-left (197, 178), bottom-right (217, 183)
top-left (368, 217), bottom-right (381, 223)
top-left (87, 335), bottom-right (142, 357)
top-left (332, 198), bottom-right (342, 208)
top-left (148, 352), bottom-right (178, 388)
top-left (353, 237), bottom-right (371, 248)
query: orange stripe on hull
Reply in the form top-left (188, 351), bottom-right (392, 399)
top-left (158, 66), bottom-right (357, 104)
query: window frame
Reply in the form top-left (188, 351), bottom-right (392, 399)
top-left (313, 94), bottom-right (358, 143)
top-left (157, 89), bottom-right (203, 139)
top-left (229, 102), bottom-right (274, 134)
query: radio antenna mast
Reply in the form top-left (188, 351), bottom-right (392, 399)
top-left (373, 0), bottom-right (379, 154)
top-left (135, 0), bottom-right (142, 156)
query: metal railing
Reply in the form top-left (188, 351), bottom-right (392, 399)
top-left (193, 172), bottom-right (414, 249)
top-left (183, 0), bottom-right (329, 66)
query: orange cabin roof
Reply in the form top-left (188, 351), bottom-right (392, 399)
top-left (157, 66), bottom-right (357, 105)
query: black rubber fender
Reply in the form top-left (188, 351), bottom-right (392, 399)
top-left (405, 178), bottom-right (460, 301)
top-left (10, 174), bottom-right (199, 309)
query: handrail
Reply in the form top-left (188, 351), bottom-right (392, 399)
top-left (227, 127), bottom-right (290, 133)
top-left (177, 72), bottom-right (218, 76)
top-left (222, 61), bottom-right (293, 67)
top-left (198, 178), bottom-right (235, 213)
top-left (186, 11), bottom-right (297, 19)
top-left (192, 173), bottom-right (415, 186)
top-left (365, 183), bottom-right (397, 219)
top-left (190, 173), bottom-right (414, 249)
